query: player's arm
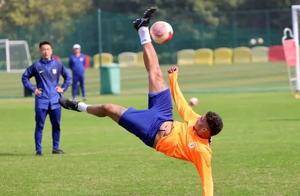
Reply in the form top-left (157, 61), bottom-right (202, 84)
top-left (193, 149), bottom-right (214, 196)
top-left (168, 65), bottom-right (199, 121)
top-left (68, 56), bottom-right (73, 69)
top-left (21, 65), bottom-right (36, 93)
top-left (60, 64), bottom-right (72, 92)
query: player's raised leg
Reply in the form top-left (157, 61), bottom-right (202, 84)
top-left (59, 97), bottom-right (126, 122)
top-left (133, 8), bottom-right (167, 93)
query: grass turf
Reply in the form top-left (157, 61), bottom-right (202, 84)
top-left (0, 64), bottom-right (300, 195)
top-left (0, 62), bottom-right (291, 98)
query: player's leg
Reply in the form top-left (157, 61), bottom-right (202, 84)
top-left (133, 8), bottom-right (167, 93)
top-left (59, 96), bottom-right (160, 147)
top-left (49, 107), bottom-right (63, 154)
top-left (59, 96), bottom-right (126, 123)
top-left (72, 75), bottom-right (78, 100)
top-left (86, 104), bottom-right (126, 122)
top-left (143, 43), bottom-right (167, 93)
top-left (34, 108), bottom-right (48, 155)
top-left (79, 75), bottom-right (86, 99)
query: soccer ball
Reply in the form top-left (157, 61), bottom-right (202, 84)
top-left (189, 97), bottom-right (199, 107)
top-left (257, 37), bottom-right (264, 45)
top-left (249, 38), bottom-right (257, 46)
top-left (150, 21), bottom-right (174, 44)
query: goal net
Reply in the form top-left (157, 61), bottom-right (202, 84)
top-left (0, 39), bottom-right (32, 72)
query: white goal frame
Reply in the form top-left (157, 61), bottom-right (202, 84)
top-left (292, 5), bottom-right (300, 91)
top-left (0, 39), bottom-right (32, 72)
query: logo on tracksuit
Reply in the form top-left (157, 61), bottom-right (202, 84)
top-left (52, 69), bottom-right (57, 75)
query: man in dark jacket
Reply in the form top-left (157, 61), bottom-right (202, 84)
top-left (69, 44), bottom-right (86, 100)
top-left (22, 41), bottom-right (71, 156)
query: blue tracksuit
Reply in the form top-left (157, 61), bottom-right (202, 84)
top-left (22, 58), bottom-right (71, 153)
top-left (69, 54), bottom-right (86, 98)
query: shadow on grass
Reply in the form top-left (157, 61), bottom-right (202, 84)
top-left (266, 118), bottom-right (300, 122)
top-left (0, 152), bottom-right (34, 157)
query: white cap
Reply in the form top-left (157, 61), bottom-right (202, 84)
top-left (73, 44), bottom-right (81, 49)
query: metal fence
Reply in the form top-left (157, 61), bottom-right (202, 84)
top-left (0, 8), bottom-right (292, 98)
top-left (102, 8), bottom-right (291, 64)
top-left (0, 8), bottom-right (292, 65)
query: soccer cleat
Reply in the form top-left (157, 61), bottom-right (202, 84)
top-left (36, 151), bottom-right (43, 156)
top-left (52, 149), bottom-right (65, 154)
top-left (59, 96), bottom-right (80, 112)
top-left (143, 7), bottom-right (157, 18)
top-left (133, 7), bottom-right (157, 30)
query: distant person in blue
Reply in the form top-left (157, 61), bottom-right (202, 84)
top-left (22, 41), bottom-right (71, 156)
top-left (69, 44), bottom-right (86, 100)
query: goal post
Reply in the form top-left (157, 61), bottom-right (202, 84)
top-left (0, 39), bottom-right (32, 72)
top-left (0, 39), bottom-right (10, 72)
top-left (292, 5), bottom-right (300, 92)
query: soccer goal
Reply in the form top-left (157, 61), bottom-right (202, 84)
top-left (291, 5), bottom-right (300, 92)
top-left (0, 39), bottom-right (32, 72)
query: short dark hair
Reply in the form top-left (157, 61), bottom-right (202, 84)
top-left (205, 111), bottom-right (223, 136)
top-left (39, 41), bottom-right (52, 48)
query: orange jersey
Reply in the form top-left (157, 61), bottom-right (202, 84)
top-left (155, 71), bottom-right (213, 196)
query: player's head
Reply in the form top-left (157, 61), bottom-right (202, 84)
top-left (73, 44), bottom-right (81, 55)
top-left (194, 111), bottom-right (223, 139)
top-left (39, 41), bottom-right (53, 60)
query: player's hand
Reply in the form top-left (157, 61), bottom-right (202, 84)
top-left (34, 88), bottom-right (42, 96)
top-left (168, 65), bottom-right (178, 74)
top-left (56, 86), bottom-right (64, 93)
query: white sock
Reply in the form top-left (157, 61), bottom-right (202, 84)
top-left (78, 102), bottom-right (90, 112)
top-left (138, 26), bottom-right (151, 45)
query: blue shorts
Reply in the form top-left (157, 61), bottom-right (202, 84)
top-left (118, 89), bottom-right (173, 147)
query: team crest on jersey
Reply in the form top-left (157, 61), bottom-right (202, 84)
top-left (52, 69), bottom-right (57, 75)
top-left (188, 142), bottom-right (197, 149)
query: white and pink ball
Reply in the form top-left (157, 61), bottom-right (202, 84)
top-left (150, 21), bottom-right (174, 44)
top-left (189, 97), bottom-right (199, 107)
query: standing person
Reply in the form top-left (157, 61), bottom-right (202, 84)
top-left (69, 44), bottom-right (86, 101)
top-left (22, 41), bottom-right (71, 156)
top-left (59, 8), bottom-right (223, 195)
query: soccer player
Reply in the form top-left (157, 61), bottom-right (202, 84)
top-left (69, 44), bottom-right (87, 100)
top-left (22, 41), bottom-right (71, 156)
top-left (59, 8), bottom-right (223, 195)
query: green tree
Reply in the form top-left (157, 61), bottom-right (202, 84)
top-left (0, 0), bottom-right (92, 58)
top-left (92, 0), bottom-right (225, 25)
top-left (238, 0), bottom-right (298, 10)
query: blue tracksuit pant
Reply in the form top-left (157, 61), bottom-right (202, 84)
top-left (35, 106), bottom-right (61, 152)
top-left (72, 74), bottom-right (85, 98)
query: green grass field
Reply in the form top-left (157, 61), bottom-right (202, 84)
top-left (0, 64), bottom-right (300, 195)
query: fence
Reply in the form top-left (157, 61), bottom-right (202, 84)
top-left (99, 9), bottom-right (292, 64)
top-left (0, 8), bottom-right (292, 65)
top-left (0, 8), bottom-right (293, 98)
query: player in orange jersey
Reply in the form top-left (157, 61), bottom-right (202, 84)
top-left (59, 8), bottom-right (223, 196)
